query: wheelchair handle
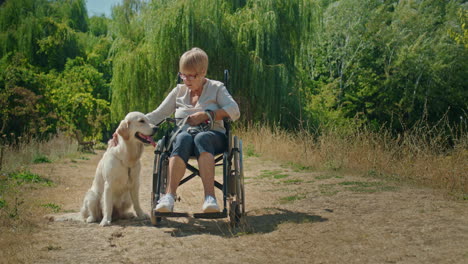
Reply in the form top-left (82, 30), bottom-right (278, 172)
top-left (224, 69), bottom-right (229, 91)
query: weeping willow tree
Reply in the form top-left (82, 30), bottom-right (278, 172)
top-left (226, 0), bottom-right (321, 126)
top-left (0, 0), bottom-right (88, 70)
top-left (0, 0), bottom-right (113, 140)
top-left (109, 0), bottom-right (321, 129)
top-left (305, 0), bottom-right (468, 131)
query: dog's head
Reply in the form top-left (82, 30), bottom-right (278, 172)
top-left (116, 112), bottom-right (157, 146)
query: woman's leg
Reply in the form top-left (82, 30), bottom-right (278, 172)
top-left (197, 152), bottom-right (215, 197)
top-left (156, 132), bottom-right (194, 212)
top-left (194, 131), bottom-right (227, 197)
top-left (167, 132), bottom-right (193, 195)
top-left (167, 156), bottom-right (186, 195)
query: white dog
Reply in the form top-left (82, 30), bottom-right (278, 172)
top-left (80, 112), bottom-right (157, 226)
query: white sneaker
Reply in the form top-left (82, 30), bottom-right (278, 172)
top-left (155, 194), bottom-right (175, 212)
top-left (202, 195), bottom-right (220, 213)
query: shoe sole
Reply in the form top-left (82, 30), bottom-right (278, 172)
top-left (203, 206), bottom-right (220, 213)
top-left (155, 206), bottom-right (173, 213)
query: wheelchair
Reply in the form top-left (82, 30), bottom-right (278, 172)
top-left (150, 70), bottom-right (245, 227)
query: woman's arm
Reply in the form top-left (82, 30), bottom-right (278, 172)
top-left (145, 86), bottom-right (178, 125)
top-left (216, 85), bottom-right (240, 121)
top-left (186, 109), bottom-right (230, 126)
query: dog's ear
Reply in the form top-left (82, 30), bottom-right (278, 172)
top-left (117, 120), bottom-right (131, 140)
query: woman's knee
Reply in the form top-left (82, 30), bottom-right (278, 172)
top-left (193, 132), bottom-right (211, 145)
top-left (194, 131), bottom-right (226, 156)
top-left (176, 132), bottom-right (193, 145)
top-left (171, 132), bottom-right (194, 163)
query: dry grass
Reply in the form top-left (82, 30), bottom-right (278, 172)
top-left (0, 133), bottom-right (80, 263)
top-left (0, 133), bottom-right (78, 173)
top-left (0, 175), bottom-right (55, 263)
top-left (237, 121), bottom-right (468, 198)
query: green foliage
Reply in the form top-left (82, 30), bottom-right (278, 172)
top-left (36, 17), bottom-right (83, 70)
top-left (109, 0), bottom-right (319, 126)
top-left (41, 203), bottom-right (61, 213)
top-left (281, 162), bottom-right (314, 172)
top-left (304, 0), bottom-right (468, 131)
top-left (0, 0), bottom-right (466, 143)
top-left (0, 0), bottom-right (111, 142)
top-left (8, 170), bottom-right (53, 186)
top-left (338, 181), bottom-right (398, 193)
top-left (88, 15), bottom-right (109, 37)
top-left (0, 53), bottom-right (55, 136)
top-left (33, 154), bottom-right (51, 164)
top-left (107, 0), bottom-right (466, 133)
top-left (448, 8), bottom-right (468, 48)
top-left (0, 0), bottom-right (87, 70)
top-left (279, 194), bottom-right (306, 203)
top-left (44, 57), bottom-right (110, 141)
top-left (259, 169), bottom-right (289, 179)
top-left (282, 179), bottom-right (303, 184)
top-left (244, 144), bottom-right (259, 157)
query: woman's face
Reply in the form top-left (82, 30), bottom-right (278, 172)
top-left (180, 69), bottom-right (206, 92)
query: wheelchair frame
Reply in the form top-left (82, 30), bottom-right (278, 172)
top-left (150, 70), bottom-right (245, 226)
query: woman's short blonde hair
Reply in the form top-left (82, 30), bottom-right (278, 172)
top-left (179, 47), bottom-right (209, 75)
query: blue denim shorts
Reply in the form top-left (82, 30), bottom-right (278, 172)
top-left (171, 130), bottom-right (227, 163)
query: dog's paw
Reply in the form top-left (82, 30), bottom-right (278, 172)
top-left (86, 216), bottom-right (97, 223)
top-left (136, 212), bottom-right (149, 220)
top-left (99, 219), bottom-right (111, 227)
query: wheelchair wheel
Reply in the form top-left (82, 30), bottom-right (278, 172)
top-left (151, 145), bottom-right (169, 226)
top-left (229, 136), bottom-right (245, 226)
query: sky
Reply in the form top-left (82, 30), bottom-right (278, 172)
top-left (86, 0), bottom-right (123, 17)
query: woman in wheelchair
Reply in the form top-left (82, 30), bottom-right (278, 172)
top-left (146, 47), bottom-right (240, 213)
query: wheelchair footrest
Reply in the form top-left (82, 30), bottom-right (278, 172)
top-left (193, 211), bottom-right (227, 219)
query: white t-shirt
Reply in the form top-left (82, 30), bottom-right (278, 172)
top-left (146, 79), bottom-right (240, 133)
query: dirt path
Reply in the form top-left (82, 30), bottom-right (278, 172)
top-left (15, 147), bottom-right (468, 263)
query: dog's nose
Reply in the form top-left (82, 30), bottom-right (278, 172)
top-left (152, 126), bottom-right (158, 134)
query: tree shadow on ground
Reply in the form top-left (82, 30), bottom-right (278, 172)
top-left (152, 208), bottom-right (328, 238)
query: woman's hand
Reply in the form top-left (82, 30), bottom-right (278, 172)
top-left (187, 111), bottom-right (209, 126)
top-left (108, 132), bottom-right (119, 147)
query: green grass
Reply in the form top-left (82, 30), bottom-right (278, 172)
top-left (280, 194), bottom-right (306, 204)
top-left (0, 198), bottom-right (6, 209)
top-left (282, 179), bottom-right (303, 184)
top-left (315, 174), bottom-right (343, 180)
top-left (339, 181), bottom-right (383, 187)
top-left (8, 171), bottom-right (54, 186)
top-left (317, 181), bottom-right (398, 196)
top-left (281, 162), bottom-right (314, 172)
top-left (244, 144), bottom-right (259, 157)
top-left (338, 181), bottom-right (398, 193)
top-left (259, 170), bottom-right (289, 179)
top-left (41, 203), bottom-right (61, 213)
top-left (32, 154), bottom-right (52, 164)
top-left (273, 174), bottom-right (289, 179)
top-left (365, 169), bottom-right (401, 182)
